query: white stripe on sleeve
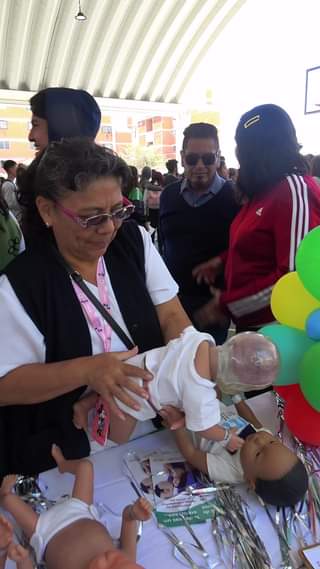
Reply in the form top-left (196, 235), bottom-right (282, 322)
top-left (286, 175), bottom-right (309, 270)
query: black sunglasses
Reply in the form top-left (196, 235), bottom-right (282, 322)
top-left (184, 152), bottom-right (218, 166)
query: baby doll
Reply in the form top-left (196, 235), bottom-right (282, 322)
top-left (161, 403), bottom-right (309, 507)
top-left (0, 445), bottom-right (152, 569)
top-left (74, 327), bottom-right (278, 453)
top-left (0, 514), bottom-right (33, 569)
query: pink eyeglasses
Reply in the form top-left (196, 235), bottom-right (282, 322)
top-left (55, 199), bottom-right (135, 229)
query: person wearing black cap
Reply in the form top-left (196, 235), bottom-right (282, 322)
top-left (28, 87), bottom-right (101, 154)
top-left (193, 104), bottom-right (320, 333)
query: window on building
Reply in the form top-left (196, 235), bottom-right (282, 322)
top-left (0, 120), bottom-right (8, 129)
top-left (0, 140), bottom-right (9, 149)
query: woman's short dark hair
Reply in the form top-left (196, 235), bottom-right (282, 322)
top-left (255, 459), bottom-right (308, 507)
top-left (141, 166), bottom-right (152, 180)
top-left (166, 159), bottom-right (178, 173)
top-left (3, 160), bottom-right (17, 173)
top-left (235, 104), bottom-right (308, 199)
top-left (18, 138), bottom-right (130, 241)
top-left (182, 122), bottom-right (219, 150)
top-left (151, 170), bottom-right (164, 186)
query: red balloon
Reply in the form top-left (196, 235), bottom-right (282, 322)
top-left (284, 385), bottom-right (320, 445)
top-left (274, 384), bottom-right (298, 401)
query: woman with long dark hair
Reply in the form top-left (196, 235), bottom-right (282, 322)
top-left (193, 104), bottom-right (320, 332)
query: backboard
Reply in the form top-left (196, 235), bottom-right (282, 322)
top-left (305, 66), bottom-right (320, 114)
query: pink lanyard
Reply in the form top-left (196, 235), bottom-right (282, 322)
top-left (72, 257), bottom-right (111, 353)
top-left (72, 257), bottom-right (111, 446)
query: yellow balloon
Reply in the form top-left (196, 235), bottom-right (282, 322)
top-left (271, 272), bottom-right (320, 330)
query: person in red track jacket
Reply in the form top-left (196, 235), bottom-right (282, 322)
top-left (193, 104), bottom-right (320, 332)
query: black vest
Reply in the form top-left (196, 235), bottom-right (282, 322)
top-left (160, 180), bottom-right (239, 314)
top-left (1, 222), bottom-right (163, 477)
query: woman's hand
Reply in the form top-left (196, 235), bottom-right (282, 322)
top-left (86, 347), bottom-right (153, 420)
top-left (226, 428), bottom-right (244, 452)
top-left (160, 405), bottom-right (186, 430)
top-left (192, 257), bottom-right (223, 285)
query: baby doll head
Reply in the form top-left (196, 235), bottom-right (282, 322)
top-left (216, 331), bottom-right (279, 395)
top-left (89, 550), bottom-right (144, 569)
top-left (240, 430), bottom-right (308, 506)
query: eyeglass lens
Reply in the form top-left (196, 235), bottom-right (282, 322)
top-left (86, 205), bottom-right (134, 228)
top-left (185, 153), bottom-right (217, 166)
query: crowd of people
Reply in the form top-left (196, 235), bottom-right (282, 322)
top-left (0, 86), bottom-right (317, 569)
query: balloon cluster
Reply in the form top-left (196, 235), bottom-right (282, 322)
top-left (260, 227), bottom-right (320, 446)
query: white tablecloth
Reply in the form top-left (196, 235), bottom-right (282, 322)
top-left (4, 393), bottom-right (299, 568)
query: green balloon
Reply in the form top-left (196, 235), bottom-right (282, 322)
top-left (296, 226), bottom-right (320, 302)
top-left (300, 343), bottom-right (320, 411)
top-left (259, 324), bottom-right (315, 386)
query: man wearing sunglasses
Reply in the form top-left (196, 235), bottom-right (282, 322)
top-left (159, 122), bottom-right (239, 344)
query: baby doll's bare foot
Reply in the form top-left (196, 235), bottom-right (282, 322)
top-left (124, 497), bottom-right (153, 522)
top-left (73, 399), bottom-right (89, 430)
top-left (7, 542), bottom-right (30, 562)
top-left (51, 444), bottom-right (68, 473)
top-left (0, 475), bottom-right (17, 500)
top-left (0, 514), bottom-right (13, 550)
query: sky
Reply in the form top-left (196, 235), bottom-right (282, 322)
top-left (183, 0), bottom-right (320, 166)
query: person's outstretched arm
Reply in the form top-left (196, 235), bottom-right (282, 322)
top-left (0, 348), bottom-right (152, 420)
top-left (156, 297), bottom-right (191, 343)
top-left (173, 429), bottom-right (208, 474)
top-left (235, 400), bottom-right (262, 429)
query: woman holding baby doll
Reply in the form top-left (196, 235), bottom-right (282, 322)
top-left (0, 138), bottom-right (190, 477)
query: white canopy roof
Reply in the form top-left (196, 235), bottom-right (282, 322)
top-left (0, 0), bottom-right (245, 103)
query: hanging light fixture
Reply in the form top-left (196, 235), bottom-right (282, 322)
top-left (75, 0), bottom-right (87, 21)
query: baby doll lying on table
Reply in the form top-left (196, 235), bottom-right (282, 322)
top-left (162, 401), bottom-right (309, 508)
top-left (74, 327), bottom-right (279, 452)
top-left (0, 445), bottom-right (152, 569)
